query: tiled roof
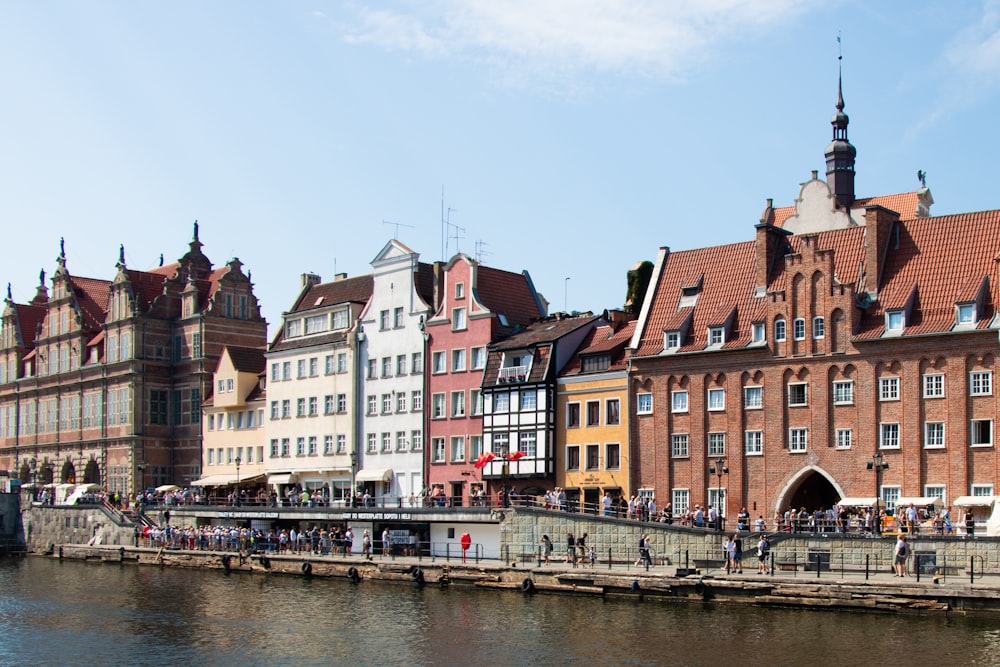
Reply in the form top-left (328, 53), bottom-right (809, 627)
top-left (14, 304), bottom-right (45, 347)
top-left (67, 276), bottom-right (110, 330)
top-left (290, 275), bottom-right (373, 314)
top-left (485, 314), bottom-right (599, 385)
top-left (635, 241), bottom-right (759, 356)
top-left (855, 209), bottom-right (1000, 339)
top-left (416, 262), bottom-right (436, 309)
top-left (766, 226), bottom-right (867, 295)
top-left (773, 191), bottom-right (922, 227)
top-left (562, 320), bottom-right (636, 375)
top-left (225, 346), bottom-right (266, 374)
top-left (475, 265), bottom-right (544, 327)
top-left (125, 269), bottom-right (169, 311)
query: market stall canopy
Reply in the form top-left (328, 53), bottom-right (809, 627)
top-left (836, 497), bottom-right (877, 507)
top-left (267, 473), bottom-right (298, 486)
top-left (895, 496), bottom-right (944, 509)
top-left (189, 474), bottom-right (239, 487)
top-left (355, 468), bottom-right (393, 483)
top-left (155, 484), bottom-right (181, 493)
top-left (953, 495), bottom-right (997, 507)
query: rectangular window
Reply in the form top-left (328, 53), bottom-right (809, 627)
top-left (924, 422), bottom-right (945, 448)
top-left (880, 423), bottom-right (900, 449)
top-left (450, 436), bottom-right (466, 462)
top-left (970, 372), bottom-right (993, 396)
top-left (333, 310), bottom-right (349, 329)
top-left (455, 282), bottom-right (465, 299)
top-left (452, 348), bottom-right (466, 372)
top-left (519, 431), bottom-right (537, 457)
top-left (149, 390), bottom-right (168, 425)
top-left (270, 440), bottom-right (279, 458)
top-left (308, 396), bottom-right (318, 416)
top-left (471, 346), bottom-right (487, 370)
top-left (432, 352), bottom-right (446, 374)
top-left (958, 303), bottom-right (976, 324)
top-left (452, 307), bottom-right (467, 331)
top-left (471, 389), bottom-right (483, 416)
top-left (664, 331), bottom-right (680, 349)
top-left (379, 310), bottom-right (390, 330)
top-left (394, 307), bottom-right (404, 328)
top-left (788, 383), bottom-right (807, 406)
top-left (887, 311), bottom-right (904, 331)
top-left (743, 386), bottom-right (762, 410)
top-left (671, 390), bottom-right (688, 413)
top-left (397, 393), bottom-right (407, 413)
top-left (297, 359), bottom-right (306, 378)
top-left (585, 444), bottom-right (600, 470)
top-left (789, 427), bottom-right (808, 452)
top-left (492, 433), bottom-right (509, 455)
top-left (812, 316), bottom-right (825, 339)
top-left (708, 432), bottom-right (726, 456)
top-left (672, 489), bottom-right (690, 515)
top-left (432, 393), bottom-right (446, 419)
top-left (336, 434), bottom-right (346, 454)
top-left (411, 390), bottom-right (422, 411)
top-left (566, 445), bottom-right (580, 471)
top-left (280, 438), bottom-right (290, 457)
top-left (308, 436), bottom-right (317, 455)
top-left (324, 395), bottom-right (335, 414)
top-left (271, 363), bottom-right (280, 382)
top-left (586, 400), bottom-right (600, 426)
top-left (411, 430), bottom-right (423, 451)
top-left (606, 399), bottom-right (620, 425)
top-left (381, 394), bottom-right (392, 414)
top-left (836, 428), bottom-right (852, 450)
top-left (451, 391), bottom-right (466, 417)
top-left (923, 373), bottom-right (944, 398)
top-left (325, 355), bottom-right (336, 375)
top-left (924, 485), bottom-right (946, 507)
top-left (707, 388), bottom-right (725, 411)
top-left (494, 393), bottom-right (510, 412)
top-left (381, 357), bottom-right (392, 378)
top-left (606, 443), bottom-right (621, 470)
top-left (671, 434), bottom-right (689, 458)
top-left (470, 435), bottom-right (483, 459)
top-left (833, 381), bottom-right (854, 405)
top-left (397, 354), bottom-right (407, 376)
top-left (971, 419), bottom-right (993, 447)
top-left (309, 357), bottom-right (318, 376)
top-left (366, 395), bottom-right (377, 415)
top-left (881, 486), bottom-right (900, 512)
top-left (397, 431), bottom-right (408, 452)
top-left (382, 432), bottom-right (392, 452)
top-left (296, 398), bottom-right (306, 417)
top-left (774, 319), bottom-right (786, 342)
top-left (366, 433), bottom-right (376, 453)
top-left (880, 377), bottom-right (900, 401)
top-left (972, 484), bottom-right (994, 497)
top-left (745, 430), bottom-right (763, 455)
top-left (411, 352), bottom-right (423, 374)
top-left (367, 359), bottom-right (377, 379)
top-left (520, 390), bottom-right (537, 411)
top-left (282, 362), bottom-right (291, 380)
top-left (270, 401), bottom-right (279, 420)
top-left (432, 438), bottom-right (446, 462)
top-left (324, 435), bottom-right (333, 455)
top-left (708, 327), bottom-right (724, 345)
top-left (637, 393), bottom-right (653, 415)
top-left (567, 403), bottom-right (581, 428)
top-left (296, 438), bottom-right (305, 456)
top-left (337, 353), bottom-right (348, 373)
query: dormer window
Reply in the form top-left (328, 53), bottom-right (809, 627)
top-left (957, 303), bottom-right (976, 325)
top-left (581, 354), bottom-right (610, 372)
top-left (886, 310), bottom-right (904, 332)
top-left (664, 331), bottom-right (680, 350)
top-left (678, 274), bottom-right (703, 309)
top-left (286, 319), bottom-right (302, 338)
top-left (751, 322), bottom-right (765, 343)
top-left (708, 327), bottom-right (725, 346)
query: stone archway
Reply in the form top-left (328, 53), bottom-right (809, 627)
top-left (83, 459), bottom-right (101, 485)
top-left (775, 466), bottom-right (845, 515)
top-left (61, 459), bottom-right (76, 484)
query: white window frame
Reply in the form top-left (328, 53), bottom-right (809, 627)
top-left (432, 393), bottom-right (446, 419)
top-left (957, 303), bottom-right (976, 324)
top-left (744, 430), bottom-right (763, 455)
top-left (707, 388), bottom-right (725, 412)
top-left (671, 390), bottom-right (688, 413)
top-left (708, 432), bottom-right (726, 456)
top-left (789, 427), bottom-right (808, 452)
top-left (743, 386), bottom-right (762, 410)
top-left (879, 376), bottom-right (900, 401)
top-left (664, 331), bottom-right (680, 350)
top-left (924, 485), bottom-right (946, 507)
top-left (881, 485), bottom-right (901, 512)
top-left (835, 428), bottom-right (852, 450)
top-left (708, 327), bottom-right (724, 346)
top-left (886, 310), bottom-right (904, 332)
top-left (636, 393), bottom-right (653, 415)
top-left (452, 348), bottom-right (466, 372)
top-left (812, 316), bottom-right (825, 339)
top-left (793, 318), bottom-right (806, 341)
top-left (671, 433), bottom-right (689, 458)
top-left (971, 419), bottom-right (993, 447)
top-left (972, 484), bottom-right (994, 497)
top-left (432, 351), bottom-right (446, 374)
top-left (452, 307), bottom-right (467, 331)
top-left (672, 489), bottom-right (690, 516)
top-left (833, 380), bottom-right (854, 405)
top-left (431, 437), bottom-right (446, 463)
top-left (923, 373), bottom-right (944, 398)
top-left (970, 371), bottom-right (993, 396)
top-left (879, 422), bottom-right (900, 449)
top-left (924, 422), bottom-right (945, 449)
top-left (788, 383), bottom-right (807, 407)
top-left (774, 318), bottom-right (786, 342)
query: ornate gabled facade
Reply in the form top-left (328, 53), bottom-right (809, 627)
top-left (0, 224), bottom-right (266, 496)
top-left (481, 312), bottom-right (601, 499)
top-left (424, 253), bottom-right (546, 506)
top-left (629, 80), bottom-right (1000, 527)
top-left (264, 271), bottom-right (373, 504)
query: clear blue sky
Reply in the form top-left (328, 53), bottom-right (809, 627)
top-left (3, 2), bottom-right (999, 335)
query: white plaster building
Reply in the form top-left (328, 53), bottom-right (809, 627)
top-left (265, 272), bottom-right (372, 505)
top-left (357, 240), bottom-right (437, 504)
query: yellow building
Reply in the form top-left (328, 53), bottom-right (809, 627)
top-left (196, 346), bottom-right (267, 503)
top-left (556, 314), bottom-right (635, 513)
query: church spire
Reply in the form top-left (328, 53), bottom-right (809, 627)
top-left (825, 39), bottom-right (856, 209)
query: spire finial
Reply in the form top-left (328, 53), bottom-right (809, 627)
top-left (193, 219), bottom-right (199, 241)
top-left (59, 237), bottom-right (65, 258)
top-left (119, 244), bottom-right (126, 266)
top-left (39, 268), bottom-right (45, 286)
top-left (6, 283), bottom-right (11, 300)
top-left (836, 33), bottom-right (845, 111)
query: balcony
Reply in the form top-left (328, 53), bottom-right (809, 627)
top-left (497, 365), bottom-right (528, 384)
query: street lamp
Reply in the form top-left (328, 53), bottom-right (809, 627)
top-left (867, 451), bottom-right (889, 536)
top-left (350, 450), bottom-right (357, 507)
top-left (234, 455), bottom-right (242, 507)
top-left (29, 458), bottom-right (37, 501)
top-left (708, 456), bottom-right (729, 531)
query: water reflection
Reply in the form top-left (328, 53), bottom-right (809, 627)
top-left (0, 558), bottom-right (997, 667)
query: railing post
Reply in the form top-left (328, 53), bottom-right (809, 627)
top-left (970, 556), bottom-right (975, 584)
top-left (865, 553), bottom-right (870, 580)
top-left (608, 547), bottom-right (612, 570)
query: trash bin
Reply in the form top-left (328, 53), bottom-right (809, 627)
top-left (914, 552), bottom-right (936, 575)
top-left (806, 550), bottom-right (830, 572)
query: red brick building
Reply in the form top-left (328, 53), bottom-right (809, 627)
top-left (628, 80), bottom-right (999, 526)
top-left (0, 224), bottom-right (267, 496)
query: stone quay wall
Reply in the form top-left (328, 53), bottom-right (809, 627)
top-left (21, 499), bottom-right (137, 553)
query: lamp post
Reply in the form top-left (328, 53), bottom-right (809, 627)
top-left (29, 458), bottom-right (37, 501)
top-left (708, 456), bottom-right (729, 532)
top-left (867, 451), bottom-right (889, 536)
top-left (234, 455), bottom-right (242, 507)
top-left (350, 450), bottom-right (357, 508)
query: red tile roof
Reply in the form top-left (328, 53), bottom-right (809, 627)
top-left (562, 319), bottom-right (636, 375)
top-left (14, 304), bottom-right (45, 347)
top-left (475, 265), bottom-right (544, 327)
top-left (289, 275), bottom-right (373, 314)
top-left (67, 276), bottom-right (110, 330)
top-left (773, 192), bottom-right (923, 227)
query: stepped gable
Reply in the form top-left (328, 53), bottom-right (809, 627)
top-left (475, 265), bottom-right (545, 327)
top-left (635, 240), bottom-right (757, 357)
top-left (854, 209), bottom-right (1000, 340)
top-left (773, 191), bottom-right (923, 227)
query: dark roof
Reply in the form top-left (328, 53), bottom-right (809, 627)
top-left (225, 346), bottom-right (266, 374)
top-left (562, 319), bottom-right (637, 375)
top-left (475, 265), bottom-right (544, 327)
top-left (289, 275), bottom-right (373, 314)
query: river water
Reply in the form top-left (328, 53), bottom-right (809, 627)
top-left (0, 557), bottom-right (997, 667)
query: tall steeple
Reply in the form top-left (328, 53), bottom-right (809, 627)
top-left (825, 52), bottom-right (856, 209)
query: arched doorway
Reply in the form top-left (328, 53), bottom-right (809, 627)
top-left (776, 467), bottom-right (844, 514)
top-left (61, 459), bottom-right (76, 484)
top-left (83, 459), bottom-right (101, 485)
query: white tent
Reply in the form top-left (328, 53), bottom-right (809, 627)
top-left (895, 496), bottom-right (944, 510)
top-left (836, 497), bottom-right (877, 507)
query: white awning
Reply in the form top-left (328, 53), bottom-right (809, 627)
top-left (896, 496), bottom-right (944, 509)
top-left (836, 497), bottom-right (877, 507)
top-left (190, 474), bottom-right (238, 487)
top-left (953, 495), bottom-right (997, 507)
top-left (355, 468), bottom-right (393, 483)
top-left (267, 474), bottom-right (298, 486)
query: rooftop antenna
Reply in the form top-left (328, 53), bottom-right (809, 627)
top-left (383, 219), bottom-right (414, 240)
top-left (474, 239), bottom-right (491, 264)
top-left (445, 208), bottom-right (464, 258)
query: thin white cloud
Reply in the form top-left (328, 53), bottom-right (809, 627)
top-left (339, 0), bottom-right (808, 86)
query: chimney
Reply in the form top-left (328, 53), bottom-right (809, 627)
top-left (862, 205), bottom-right (899, 298)
top-left (301, 273), bottom-right (321, 288)
top-left (333, 273), bottom-right (348, 282)
top-left (754, 199), bottom-right (791, 293)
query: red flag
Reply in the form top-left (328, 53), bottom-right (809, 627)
top-left (474, 452), bottom-right (496, 469)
